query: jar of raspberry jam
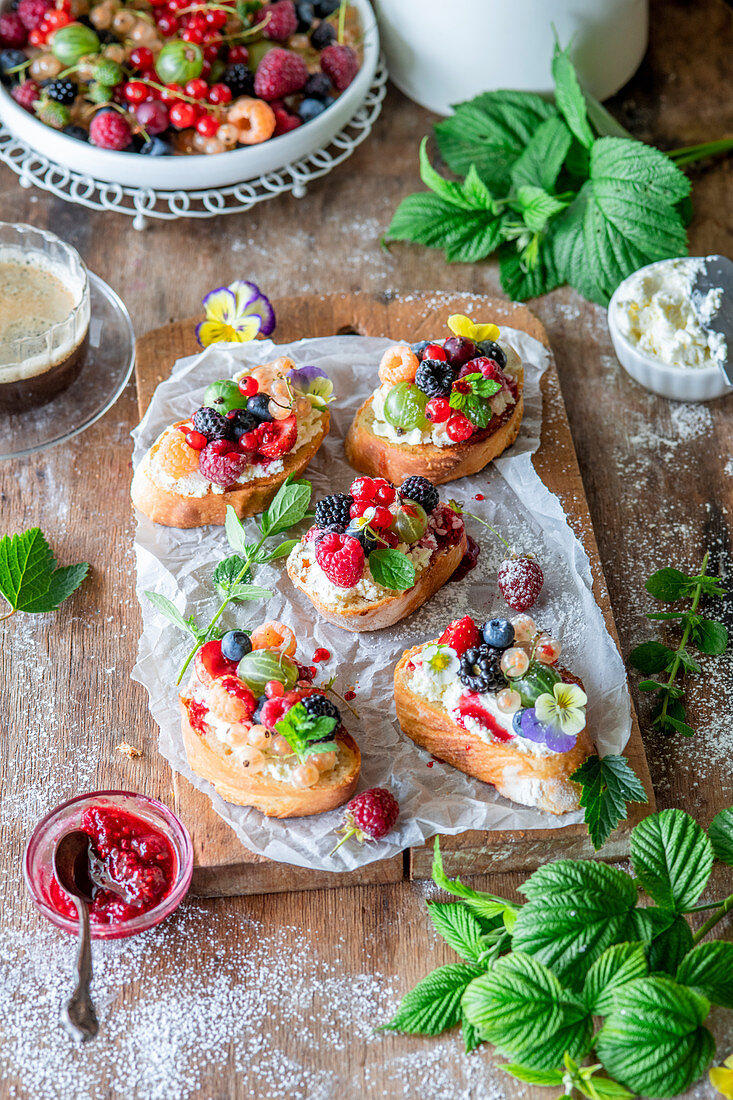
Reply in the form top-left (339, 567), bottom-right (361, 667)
top-left (23, 791), bottom-right (193, 940)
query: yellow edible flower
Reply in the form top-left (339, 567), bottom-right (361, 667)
top-left (710, 1056), bottom-right (733, 1099)
top-left (447, 314), bottom-right (500, 344)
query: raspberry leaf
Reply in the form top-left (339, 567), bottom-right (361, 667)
top-left (368, 549), bottom-right (415, 591)
top-left (387, 193), bottom-right (504, 265)
top-left (551, 42), bottom-right (594, 149)
top-left (647, 913), bottom-right (694, 975)
top-left (0, 528), bottom-right (88, 617)
top-left (708, 808), bottom-right (733, 866)
top-left (382, 963), bottom-right (485, 1036)
top-left (500, 1064), bottom-right (565, 1087)
top-left (499, 240), bottom-right (563, 300)
top-left (630, 808), bottom-right (714, 912)
top-left (676, 942), bottom-right (733, 1008)
top-left (571, 753), bottom-right (648, 850)
top-left (426, 902), bottom-right (488, 963)
top-left (582, 943), bottom-right (648, 1016)
top-left (461, 1015), bottom-right (482, 1053)
top-left (510, 116), bottom-right (573, 192)
top-left (432, 838), bottom-right (517, 921)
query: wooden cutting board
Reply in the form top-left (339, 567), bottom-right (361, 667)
top-left (134, 291), bottom-right (655, 896)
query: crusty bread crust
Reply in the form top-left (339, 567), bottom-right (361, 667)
top-left (131, 413), bottom-right (330, 528)
top-left (344, 375), bottom-right (523, 486)
top-left (286, 528), bottom-right (467, 632)
top-left (180, 700), bottom-right (360, 818)
top-left (394, 644), bottom-right (593, 815)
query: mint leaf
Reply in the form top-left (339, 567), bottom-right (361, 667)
top-left (552, 42), bottom-right (594, 149)
top-left (645, 566), bottom-right (695, 601)
top-left (462, 952), bottom-right (592, 1070)
top-left (512, 860), bottom-right (639, 985)
top-left (274, 701), bottom-right (337, 763)
top-left (630, 808), bottom-right (714, 912)
top-left (677, 648), bottom-right (702, 674)
top-left (595, 977), bottom-right (714, 1097)
top-left (647, 913), bottom-right (694, 975)
top-left (500, 1065), bottom-right (565, 1087)
top-left (676, 942), bottom-right (733, 1008)
top-left (383, 964), bottom-right (484, 1035)
top-left (708, 807), bottom-right (733, 865)
top-left (448, 386), bottom-right (492, 429)
top-left (426, 902), bottom-right (488, 963)
top-left (260, 477), bottom-right (312, 536)
top-left (432, 838), bottom-right (515, 921)
top-left (691, 618), bottom-right (728, 655)
top-left (224, 506), bottom-right (248, 554)
top-left (368, 548), bottom-right (416, 591)
top-left (0, 529), bottom-right (88, 615)
top-left (583, 943), bottom-right (648, 1015)
top-left (459, 372), bottom-right (501, 399)
top-left (145, 591), bottom-right (199, 638)
top-left (212, 554), bottom-right (250, 597)
top-left (570, 754), bottom-right (648, 850)
top-left (628, 641), bottom-right (675, 674)
top-left (637, 680), bottom-right (664, 692)
top-left (386, 192), bottom-right (503, 264)
top-left (510, 116), bottom-right (573, 191)
top-left (434, 91), bottom-right (557, 192)
top-left (266, 539), bottom-right (300, 561)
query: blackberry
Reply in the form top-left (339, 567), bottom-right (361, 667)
top-left (302, 693), bottom-right (341, 728)
top-left (247, 392), bottom-right (273, 423)
top-left (192, 406), bottom-right (231, 441)
top-left (225, 407), bottom-right (257, 438)
top-left (399, 476), bottom-right (439, 514)
top-left (304, 71), bottom-right (332, 99)
top-left (315, 492), bottom-right (353, 529)
top-left (63, 124), bottom-right (89, 142)
top-left (222, 62), bottom-right (254, 97)
top-left (310, 20), bottom-right (336, 49)
top-left (459, 645), bottom-right (506, 694)
top-left (0, 49), bottom-right (26, 83)
top-left (476, 340), bottom-right (507, 369)
top-left (43, 78), bottom-right (76, 104)
top-left (415, 358), bottom-right (456, 398)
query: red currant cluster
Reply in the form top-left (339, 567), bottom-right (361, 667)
top-left (149, 0), bottom-right (231, 47)
top-left (27, 0), bottom-right (72, 48)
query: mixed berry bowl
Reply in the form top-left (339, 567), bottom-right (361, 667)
top-left (0, 0), bottom-right (379, 189)
top-left (24, 790), bottom-right (193, 939)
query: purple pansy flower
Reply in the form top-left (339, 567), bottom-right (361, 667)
top-left (515, 707), bottom-right (578, 754)
top-left (196, 280), bottom-right (275, 347)
top-left (287, 363), bottom-right (334, 408)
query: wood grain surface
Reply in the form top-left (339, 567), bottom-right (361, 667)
top-left (1, 0), bottom-right (731, 1097)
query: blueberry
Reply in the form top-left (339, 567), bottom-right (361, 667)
top-left (298, 96), bottom-right (327, 123)
top-left (512, 710), bottom-right (524, 736)
top-left (252, 695), bottom-right (266, 723)
top-left (410, 340), bottom-right (430, 359)
top-left (295, 0), bottom-right (315, 30)
top-left (315, 0), bottom-right (339, 13)
top-left (221, 630), bottom-right (252, 662)
top-left (0, 49), bottom-right (26, 83)
top-left (476, 340), bottom-right (507, 369)
top-left (481, 618), bottom-right (515, 649)
top-left (247, 393), bottom-right (273, 422)
top-left (63, 124), bottom-right (89, 142)
top-left (139, 135), bottom-right (172, 156)
top-left (310, 20), bottom-right (336, 49)
top-left (304, 71), bottom-right (332, 100)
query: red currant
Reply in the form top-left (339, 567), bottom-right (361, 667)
top-left (371, 478), bottom-right (396, 506)
top-left (185, 430), bottom-right (207, 450)
top-left (205, 8), bottom-right (227, 27)
top-left (28, 27), bottom-right (46, 45)
top-left (370, 506), bottom-right (393, 530)
top-left (349, 500), bottom-right (370, 520)
top-left (45, 10), bottom-right (71, 28)
top-left (184, 77), bottom-right (208, 99)
top-left (169, 101), bottom-right (199, 128)
top-left (129, 46), bottom-right (154, 71)
top-left (195, 113), bottom-right (219, 137)
top-left (228, 45), bottom-right (248, 63)
top-left (238, 429), bottom-right (260, 453)
top-left (425, 396), bottom-right (451, 423)
top-left (156, 13), bottom-right (179, 35)
top-left (203, 43), bottom-right (220, 61)
top-left (182, 25), bottom-right (203, 43)
top-left (424, 342), bottom-right (447, 361)
top-left (123, 80), bottom-right (149, 104)
top-left (211, 439), bottom-right (234, 455)
top-left (350, 476), bottom-right (376, 502)
top-left (237, 376), bottom-right (258, 397)
top-left (446, 414), bottom-right (474, 441)
top-left (265, 679), bottom-right (285, 698)
top-left (208, 82), bottom-right (232, 104)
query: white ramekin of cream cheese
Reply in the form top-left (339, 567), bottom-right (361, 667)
top-left (608, 257), bottom-right (731, 401)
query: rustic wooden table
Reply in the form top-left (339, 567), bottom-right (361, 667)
top-left (1, 1), bottom-right (732, 1096)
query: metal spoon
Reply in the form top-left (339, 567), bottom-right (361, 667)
top-left (53, 829), bottom-right (100, 1042)
top-left (690, 254), bottom-right (733, 386)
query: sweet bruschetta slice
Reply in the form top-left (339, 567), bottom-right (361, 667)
top-left (132, 357), bottom-right (332, 528)
top-left (286, 474), bottom-right (467, 632)
top-left (344, 317), bottom-right (523, 485)
top-left (179, 622), bottom-right (360, 818)
top-left (394, 612), bottom-right (593, 814)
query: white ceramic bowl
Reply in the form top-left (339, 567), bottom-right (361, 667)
top-left (0, 0), bottom-right (379, 190)
top-left (608, 262), bottom-right (732, 402)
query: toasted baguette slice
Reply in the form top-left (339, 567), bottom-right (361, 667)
top-left (180, 700), bottom-right (360, 818)
top-left (344, 384), bottom-right (523, 486)
top-left (394, 644), bottom-right (593, 815)
top-left (286, 528), bottom-right (467, 632)
top-left (132, 412), bottom-right (330, 528)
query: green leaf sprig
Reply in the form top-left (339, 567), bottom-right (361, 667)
top-left (629, 553), bottom-right (727, 738)
top-left (383, 806), bottom-right (733, 1097)
top-left (449, 373), bottom-right (502, 429)
top-left (385, 43), bottom-right (733, 305)
top-left (571, 754), bottom-right (648, 851)
top-left (0, 528), bottom-right (89, 621)
top-left (145, 476), bottom-right (312, 683)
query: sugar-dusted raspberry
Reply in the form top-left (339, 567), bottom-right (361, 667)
top-left (497, 555), bottom-right (544, 612)
top-left (315, 531), bottom-right (364, 588)
top-left (254, 47), bottom-right (308, 100)
top-left (17, 0), bottom-right (51, 30)
top-left (10, 79), bottom-right (39, 111)
top-left (319, 43), bottom-right (358, 91)
top-left (332, 788), bottom-right (399, 854)
top-left (0, 11), bottom-right (27, 47)
top-left (257, 0), bottom-right (297, 41)
top-left (199, 441), bottom-right (249, 488)
top-left (89, 109), bottom-right (132, 151)
top-left (438, 614), bottom-right (480, 656)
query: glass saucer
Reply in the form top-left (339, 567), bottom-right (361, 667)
top-left (0, 271), bottom-right (135, 460)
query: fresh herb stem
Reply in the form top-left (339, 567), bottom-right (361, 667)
top-left (668, 138), bottom-right (733, 168)
top-left (448, 503), bottom-right (511, 552)
top-left (657, 552), bottom-right (708, 726)
top-left (691, 893), bottom-right (733, 944)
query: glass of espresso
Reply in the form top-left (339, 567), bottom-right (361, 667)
top-left (0, 222), bottom-right (91, 409)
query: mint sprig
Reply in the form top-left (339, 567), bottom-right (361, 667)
top-left (385, 43), bottom-right (733, 304)
top-left (368, 547), bottom-right (416, 591)
top-left (383, 808), bottom-right (733, 1097)
top-left (145, 476), bottom-right (312, 682)
top-left (273, 701), bottom-right (338, 763)
top-left (449, 372), bottom-right (501, 429)
top-left (628, 552), bottom-right (727, 737)
top-left (0, 528), bottom-right (88, 620)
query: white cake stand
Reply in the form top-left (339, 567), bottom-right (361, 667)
top-left (0, 60), bottom-right (387, 230)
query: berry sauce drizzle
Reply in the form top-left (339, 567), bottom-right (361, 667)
top-left (449, 535), bottom-right (481, 583)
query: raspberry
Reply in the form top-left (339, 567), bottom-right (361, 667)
top-left (466, 356), bottom-right (503, 383)
top-left (458, 644), bottom-right (505, 694)
top-left (199, 441), bottom-right (248, 488)
top-left (302, 693), bottom-right (341, 724)
top-left (439, 615), bottom-right (480, 656)
top-left (89, 109), bottom-right (132, 151)
top-left (255, 414), bottom-right (297, 457)
top-left (477, 340), bottom-right (507, 369)
top-left (254, 47), bottom-right (308, 100)
top-left (332, 788), bottom-right (399, 853)
top-left (17, 0), bottom-right (51, 30)
top-left (315, 531), bottom-right (364, 588)
top-left (272, 102), bottom-right (301, 135)
top-left (0, 12), bottom-right (27, 47)
top-left (11, 79), bottom-right (39, 110)
top-left (222, 62), bottom-right (254, 97)
top-left (314, 492), bottom-right (354, 529)
top-left (192, 406), bottom-right (231, 441)
top-left (415, 359), bottom-right (455, 398)
top-left (399, 476), bottom-right (439, 514)
top-left (319, 43), bottom-right (358, 91)
top-left (498, 555), bottom-right (544, 612)
top-left (257, 0), bottom-right (297, 41)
